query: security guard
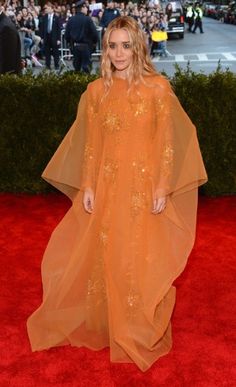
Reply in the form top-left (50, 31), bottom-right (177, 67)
top-left (100, 0), bottom-right (120, 34)
top-left (65, 0), bottom-right (98, 73)
top-left (186, 2), bottom-right (195, 32)
top-left (192, 2), bottom-right (204, 34)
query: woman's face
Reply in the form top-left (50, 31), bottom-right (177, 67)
top-left (108, 29), bottom-right (133, 77)
top-left (22, 8), bottom-right (28, 17)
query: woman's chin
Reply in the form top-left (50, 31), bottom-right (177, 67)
top-left (113, 63), bottom-right (129, 71)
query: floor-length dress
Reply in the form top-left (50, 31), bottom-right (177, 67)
top-left (27, 75), bottom-right (207, 371)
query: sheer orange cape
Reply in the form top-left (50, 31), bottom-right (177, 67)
top-left (27, 75), bottom-right (207, 371)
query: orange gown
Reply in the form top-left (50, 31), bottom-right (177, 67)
top-left (27, 75), bottom-right (207, 371)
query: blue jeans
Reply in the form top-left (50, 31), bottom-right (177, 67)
top-left (24, 37), bottom-right (33, 57)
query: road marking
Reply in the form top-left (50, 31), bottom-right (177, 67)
top-left (198, 53), bottom-right (208, 61)
top-left (152, 52), bottom-right (236, 63)
top-left (223, 53), bottom-right (236, 60)
top-left (175, 54), bottom-right (185, 62)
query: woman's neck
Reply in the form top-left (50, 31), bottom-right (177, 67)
top-left (113, 70), bottom-right (129, 80)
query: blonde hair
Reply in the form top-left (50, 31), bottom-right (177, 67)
top-left (100, 16), bottom-right (158, 92)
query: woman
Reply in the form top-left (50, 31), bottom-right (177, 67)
top-left (27, 16), bottom-right (207, 372)
top-left (18, 8), bottom-right (34, 57)
top-left (165, 2), bottom-right (173, 21)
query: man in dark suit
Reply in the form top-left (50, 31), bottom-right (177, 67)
top-left (40, 2), bottom-right (61, 70)
top-left (0, 1), bottom-right (21, 74)
top-left (65, 0), bottom-right (98, 73)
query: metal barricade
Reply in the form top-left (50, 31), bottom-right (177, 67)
top-left (91, 27), bottom-right (102, 72)
top-left (93, 26), bottom-right (102, 53)
top-left (59, 29), bottom-right (73, 72)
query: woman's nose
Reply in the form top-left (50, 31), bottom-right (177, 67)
top-left (116, 46), bottom-right (123, 57)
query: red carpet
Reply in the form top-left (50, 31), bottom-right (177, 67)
top-left (0, 193), bottom-right (235, 387)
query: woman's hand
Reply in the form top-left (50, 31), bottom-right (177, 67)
top-left (152, 196), bottom-right (167, 215)
top-left (83, 188), bottom-right (94, 214)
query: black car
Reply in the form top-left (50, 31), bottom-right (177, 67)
top-left (165, 1), bottom-right (185, 39)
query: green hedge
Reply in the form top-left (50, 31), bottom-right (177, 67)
top-left (0, 68), bottom-right (235, 196)
top-left (171, 65), bottom-right (236, 196)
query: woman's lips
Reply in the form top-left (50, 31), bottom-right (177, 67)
top-left (115, 60), bottom-right (126, 63)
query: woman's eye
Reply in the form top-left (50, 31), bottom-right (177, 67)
top-left (123, 43), bottom-right (131, 49)
top-left (108, 44), bottom-right (115, 49)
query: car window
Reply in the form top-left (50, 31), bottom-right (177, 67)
top-left (169, 2), bottom-right (183, 12)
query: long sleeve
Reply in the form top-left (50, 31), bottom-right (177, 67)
top-left (80, 86), bottom-right (102, 192)
top-left (42, 84), bottom-right (102, 201)
top-left (151, 77), bottom-right (207, 200)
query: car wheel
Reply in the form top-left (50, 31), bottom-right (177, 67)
top-left (179, 33), bottom-right (184, 39)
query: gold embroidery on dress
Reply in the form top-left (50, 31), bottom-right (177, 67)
top-left (124, 258), bottom-right (141, 319)
top-left (99, 227), bottom-right (109, 247)
top-left (133, 98), bottom-right (149, 117)
top-left (103, 158), bottom-right (118, 184)
top-left (154, 90), bottom-right (174, 179)
top-left (160, 140), bottom-right (174, 177)
top-left (154, 97), bottom-right (167, 129)
top-left (88, 101), bottom-right (98, 121)
top-left (84, 144), bottom-right (93, 161)
top-left (126, 155), bottom-right (149, 317)
top-left (103, 112), bottom-right (121, 133)
top-left (87, 274), bottom-right (106, 302)
top-left (130, 156), bottom-right (150, 217)
top-left (86, 255), bottom-right (107, 313)
top-left (132, 159), bottom-right (150, 183)
top-left (82, 143), bottom-right (94, 181)
top-left (131, 191), bottom-right (147, 217)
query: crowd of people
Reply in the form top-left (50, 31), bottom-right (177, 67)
top-left (1, 0), bottom-right (204, 72)
top-left (3, 0), bottom-right (173, 69)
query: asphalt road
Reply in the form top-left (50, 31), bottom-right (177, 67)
top-left (154, 16), bottom-right (236, 76)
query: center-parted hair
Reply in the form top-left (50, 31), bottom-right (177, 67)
top-left (101, 16), bottom-right (157, 91)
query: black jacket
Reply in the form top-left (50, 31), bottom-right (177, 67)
top-left (40, 13), bottom-right (61, 44)
top-left (0, 12), bottom-right (21, 74)
top-left (100, 8), bottom-right (120, 29)
top-left (65, 12), bottom-right (98, 47)
top-left (19, 17), bottom-right (36, 37)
